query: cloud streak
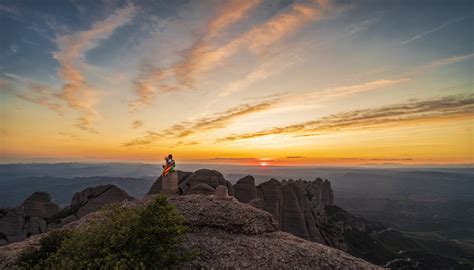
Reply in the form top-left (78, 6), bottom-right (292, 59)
top-left (130, 0), bottom-right (261, 110)
top-left (401, 16), bottom-right (466, 45)
top-left (122, 130), bottom-right (160, 147)
top-left (131, 0), bottom-right (329, 109)
top-left (53, 3), bottom-right (136, 132)
top-left (123, 98), bottom-right (279, 147)
top-left (218, 94), bottom-right (474, 142)
top-left (132, 120), bottom-right (143, 129)
top-left (165, 99), bottom-right (278, 137)
top-left (17, 83), bottom-right (64, 114)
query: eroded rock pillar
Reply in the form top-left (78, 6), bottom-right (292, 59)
top-left (162, 171), bottom-right (178, 195)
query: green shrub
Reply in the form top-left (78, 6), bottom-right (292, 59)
top-left (16, 229), bottom-right (73, 269)
top-left (17, 195), bottom-right (194, 269)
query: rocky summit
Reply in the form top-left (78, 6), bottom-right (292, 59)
top-left (1, 168), bottom-right (389, 269)
top-left (147, 171), bottom-right (384, 254)
top-left (0, 194), bottom-right (382, 269)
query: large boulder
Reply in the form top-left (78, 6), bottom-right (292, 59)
top-left (187, 183), bottom-right (215, 196)
top-left (0, 208), bottom-right (26, 245)
top-left (233, 175), bottom-right (257, 203)
top-left (1, 192), bottom-right (60, 246)
top-left (21, 192), bottom-right (59, 218)
top-left (169, 195), bottom-right (278, 235)
top-left (179, 169), bottom-right (234, 196)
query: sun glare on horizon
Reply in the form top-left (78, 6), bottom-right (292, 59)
top-left (259, 161), bottom-right (269, 167)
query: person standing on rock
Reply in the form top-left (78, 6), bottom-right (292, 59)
top-left (162, 154), bottom-right (175, 176)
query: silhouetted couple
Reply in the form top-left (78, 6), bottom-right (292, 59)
top-left (162, 154), bottom-right (175, 176)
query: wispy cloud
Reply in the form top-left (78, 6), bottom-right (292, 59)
top-left (123, 98), bottom-right (279, 147)
top-left (122, 130), bottom-right (160, 147)
top-left (130, 0), bottom-right (261, 110)
top-left (58, 131), bottom-right (82, 140)
top-left (3, 73), bottom-right (64, 114)
top-left (17, 83), bottom-right (64, 114)
top-left (279, 53), bottom-right (474, 108)
top-left (132, 120), bottom-right (143, 129)
top-left (53, 3), bottom-right (137, 132)
top-left (163, 99), bottom-right (279, 138)
top-left (305, 78), bottom-right (409, 100)
top-left (131, 0), bottom-right (330, 110)
top-left (401, 16), bottom-right (466, 45)
top-left (218, 48), bottom-right (303, 97)
top-left (414, 53), bottom-right (474, 74)
top-left (218, 94), bottom-right (474, 142)
top-left (0, 4), bottom-right (20, 17)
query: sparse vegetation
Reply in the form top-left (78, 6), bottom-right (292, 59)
top-left (17, 195), bottom-right (194, 269)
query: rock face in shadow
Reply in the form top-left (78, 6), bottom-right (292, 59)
top-left (0, 192), bottom-right (60, 246)
top-left (231, 177), bottom-right (385, 254)
top-left (257, 178), bottom-right (282, 219)
top-left (233, 175), bottom-right (257, 203)
top-left (0, 194), bottom-right (382, 270)
top-left (247, 178), bottom-right (341, 248)
top-left (71, 185), bottom-right (135, 218)
top-left (21, 192), bottom-right (60, 219)
top-left (49, 185), bottom-right (134, 228)
top-left (0, 208), bottom-right (26, 245)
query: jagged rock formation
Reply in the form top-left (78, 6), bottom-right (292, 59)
top-left (147, 170), bottom-right (356, 251)
top-left (47, 184), bottom-right (134, 227)
top-left (0, 195), bottom-right (382, 270)
top-left (233, 177), bottom-right (382, 253)
top-left (147, 169), bottom-right (234, 196)
top-left (147, 171), bottom-right (385, 257)
top-left (0, 185), bottom-right (134, 246)
top-left (71, 184), bottom-right (134, 218)
top-left (0, 192), bottom-right (60, 246)
top-left (251, 179), bottom-right (331, 244)
top-left (233, 175), bottom-right (257, 203)
top-left (21, 192), bottom-right (60, 218)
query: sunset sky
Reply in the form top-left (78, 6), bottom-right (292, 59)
top-left (1, 0), bottom-right (473, 165)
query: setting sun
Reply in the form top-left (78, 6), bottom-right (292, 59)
top-left (259, 161), bottom-right (269, 167)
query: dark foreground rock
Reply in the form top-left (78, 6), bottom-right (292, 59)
top-left (233, 175), bottom-right (258, 203)
top-left (0, 195), bottom-right (381, 270)
top-left (0, 192), bottom-right (60, 245)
